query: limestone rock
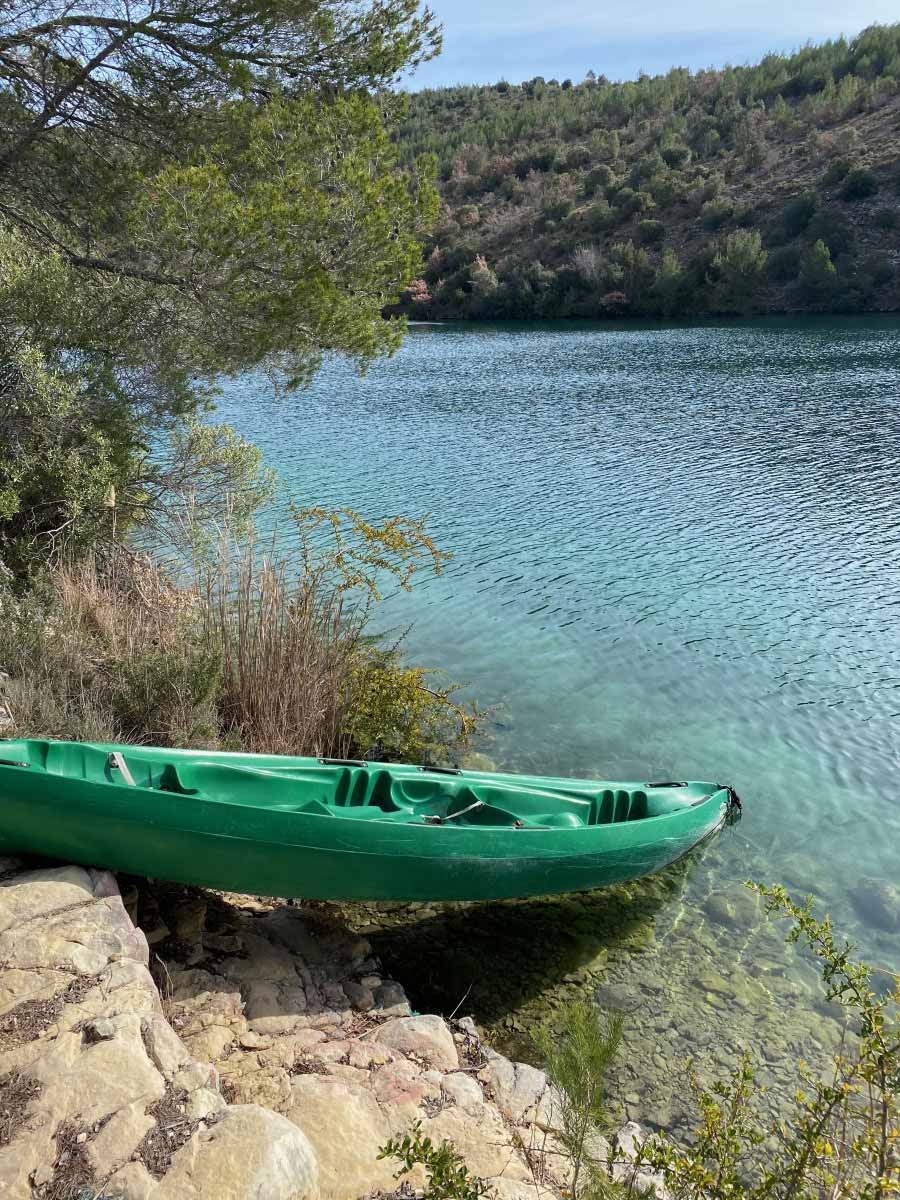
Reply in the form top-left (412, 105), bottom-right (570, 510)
top-left (441, 1071), bottom-right (484, 1112)
top-left (612, 1121), bottom-right (672, 1200)
top-left (107, 1161), bottom-right (159, 1200)
top-left (373, 1014), bottom-right (459, 1071)
top-left (422, 1104), bottom-right (533, 1183)
top-left (142, 1014), bottom-right (193, 1076)
top-left (287, 1074), bottom-right (395, 1198)
top-left (86, 1102), bottom-right (156, 1176)
top-left (154, 1105), bottom-right (318, 1200)
top-left (482, 1053), bottom-right (555, 1126)
top-left (372, 981), bottom-right (411, 1016)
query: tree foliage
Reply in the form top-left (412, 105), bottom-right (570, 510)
top-left (0, 0), bottom-right (440, 571)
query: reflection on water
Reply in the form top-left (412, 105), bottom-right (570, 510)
top-left (216, 316), bottom-right (900, 1133)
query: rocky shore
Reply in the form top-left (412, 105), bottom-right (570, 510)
top-left (0, 859), bottom-right (662, 1199)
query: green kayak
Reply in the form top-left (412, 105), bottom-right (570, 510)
top-left (0, 740), bottom-right (739, 901)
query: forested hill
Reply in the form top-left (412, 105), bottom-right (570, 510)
top-left (393, 25), bottom-right (900, 320)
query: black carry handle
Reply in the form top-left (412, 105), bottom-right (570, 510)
top-left (0, 759), bottom-right (28, 768)
top-left (418, 764), bottom-right (463, 776)
top-left (318, 758), bottom-right (369, 768)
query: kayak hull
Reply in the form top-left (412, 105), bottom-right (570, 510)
top-left (0, 740), bottom-right (731, 901)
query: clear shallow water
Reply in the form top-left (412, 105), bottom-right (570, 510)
top-left (216, 316), bottom-right (900, 1131)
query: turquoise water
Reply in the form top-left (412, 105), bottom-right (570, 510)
top-left (217, 316), bottom-right (900, 1130)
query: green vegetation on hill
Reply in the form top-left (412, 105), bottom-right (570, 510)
top-left (394, 25), bottom-right (900, 320)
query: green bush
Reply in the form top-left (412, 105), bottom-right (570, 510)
top-left (584, 165), bottom-right (614, 194)
top-left (781, 192), bottom-right (819, 237)
top-left (586, 202), bottom-right (620, 232)
top-left (821, 156), bottom-right (853, 186)
top-left (534, 1001), bottom-right (625, 1197)
top-left (661, 144), bottom-right (691, 168)
top-left (564, 144), bottom-right (592, 170)
top-left (379, 1122), bottom-right (490, 1200)
top-left (841, 166), bottom-right (879, 199)
top-left (614, 186), bottom-right (651, 217)
top-left (637, 219), bottom-right (665, 244)
top-left (0, 513), bottom-right (483, 763)
top-left (541, 197), bottom-right (573, 223)
top-left (806, 208), bottom-right (855, 256)
top-left (701, 199), bottom-right (733, 230)
top-left (797, 238), bottom-right (838, 302)
top-left (644, 885), bottom-right (900, 1199)
top-left (860, 251), bottom-right (894, 286)
top-left (768, 243), bottom-right (802, 282)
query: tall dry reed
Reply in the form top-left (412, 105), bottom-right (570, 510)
top-left (199, 541), bottom-right (366, 758)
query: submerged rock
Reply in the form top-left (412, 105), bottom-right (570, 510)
top-left (703, 888), bottom-right (759, 929)
top-left (850, 877), bottom-right (900, 932)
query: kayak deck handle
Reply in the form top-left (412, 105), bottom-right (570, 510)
top-left (646, 780), bottom-right (689, 788)
top-left (108, 752), bottom-right (136, 787)
top-left (319, 758), bottom-right (369, 768)
top-left (0, 759), bottom-right (29, 768)
top-left (418, 764), bottom-right (462, 776)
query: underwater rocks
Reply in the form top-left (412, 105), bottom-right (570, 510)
top-left (850, 877), bottom-right (900, 932)
top-left (702, 888), bottom-right (760, 929)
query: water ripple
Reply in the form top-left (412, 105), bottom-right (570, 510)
top-left (216, 316), bottom-right (900, 965)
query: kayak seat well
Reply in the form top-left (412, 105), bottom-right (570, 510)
top-left (590, 789), bottom-right (648, 824)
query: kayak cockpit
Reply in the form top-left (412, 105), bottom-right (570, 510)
top-left (9, 740), bottom-right (720, 830)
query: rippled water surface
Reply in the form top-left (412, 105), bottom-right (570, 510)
top-left (217, 317), bottom-right (900, 1131)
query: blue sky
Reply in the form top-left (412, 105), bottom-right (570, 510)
top-left (407, 1), bottom-right (900, 89)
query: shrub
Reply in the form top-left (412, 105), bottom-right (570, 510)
top-left (710, 230), bottom-right (768, 313)
top-left (614, 186), bottom-right (651, 217)
top-left (821, 156), bottom-right (853, 186)
top-left (541, 197), bottom-right (573, 223)
top-left (781, 192), bottom-right (819, 237)
top-left (701, 199), bottom-right (733, 230)
top-left (584, 165), bottom-right (614, 194)
top-left (797, 238), bottom-right (838, 302)
top-left (644, 885), bottom-right (900, 1199)
top-left (379, 1122), bottom-right (490, 1200)
top-left (586, 202), bottom-right (620, 232)
top-left (873, 206), bottom-right (899, 229)
top-left (533, 1001), bottom-right (625, 1196)
top-left (841, 167), bottom-right (879, 200)
top-left (661, 144), bottom-right (691, 168)
top-left (564, 144), bottom-right (592, 170)
top-left (768, 244), bottom-right (802, 283)
top-left (637, 219), bottom-right (665, 244)
top-left (859, 251), bottom-right (894, 287)
top-left (0, 513), bottom-right (482, 763)
top-left (806, 208), bottom-right (855, 257)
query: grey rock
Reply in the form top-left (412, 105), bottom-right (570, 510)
top-left (850, 877), bottom-right (900, 932)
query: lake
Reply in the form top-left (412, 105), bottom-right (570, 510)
top-left (216, 316), bottom-right (900, 1134)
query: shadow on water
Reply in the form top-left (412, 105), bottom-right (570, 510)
top-left (321, 840), bottom-right (715, 1062)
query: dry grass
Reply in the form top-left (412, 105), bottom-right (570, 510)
top-left (200, 544), bottom-right (364, 758)
top-left (0, 1071), bottom-right (41, 1148)
top-left (0, 535), bottom-right (482, 762)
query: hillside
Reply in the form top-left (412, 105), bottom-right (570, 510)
top-left (393, 25), bottom-right (900, 320)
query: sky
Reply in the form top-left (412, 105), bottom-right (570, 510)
top-left (407, 0), bottom-right (900, 89)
